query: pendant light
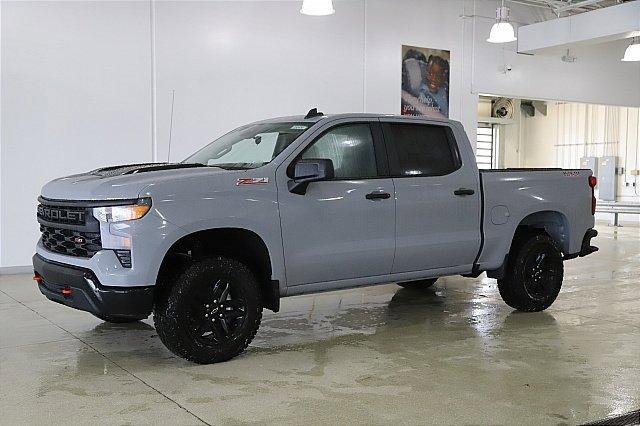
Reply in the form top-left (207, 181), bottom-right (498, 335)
top-left (300, 0), bottom-right (335, 16)
top-left (621, 37), bottom-right (640, 62)
top-left (487, 1), bottom-right (517, 44)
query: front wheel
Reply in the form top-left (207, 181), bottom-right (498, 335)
top-left (498, 234), bottom-right (564, 312)
top-left (154, 257), bottom-right (263, 364)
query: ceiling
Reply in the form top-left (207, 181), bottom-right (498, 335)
top-left (509, 0), bottom-right (629, 16)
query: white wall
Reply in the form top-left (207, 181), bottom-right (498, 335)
top-left (523, 102), bottom-right (640, 196)
top-left (1, 0), bottom-right (639, 268)
top-left (1, 1), bottom-right (152, 268)
top-left (364, 0), bottom-right (476, 134)
top-left (521, 101), bottom-right (640, 224)
top-left (154, 0), bottom-right (367, 161)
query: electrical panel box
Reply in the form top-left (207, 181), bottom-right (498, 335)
top-left (580, 156), bottom-right (598, 176)
top-left (598, 156), bottom-right (617, 201)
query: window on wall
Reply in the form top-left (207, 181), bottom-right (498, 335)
top-left (476, 123), bottom-right (498, 169)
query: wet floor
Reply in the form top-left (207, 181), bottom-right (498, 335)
top-left (1, 223), bottom-right (638, 425)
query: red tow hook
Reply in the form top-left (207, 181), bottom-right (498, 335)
top-left (33, 273), bottom-right (71, 297)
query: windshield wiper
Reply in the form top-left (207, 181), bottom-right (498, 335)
top-left (208, 163), bottom-right (259, 170)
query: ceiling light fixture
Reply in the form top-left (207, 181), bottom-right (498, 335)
top-left (300, 0), bottom-right (335, 16)
top-left (621, 37), bottom-right (640, 62)
top-left (487, 1), bottom-right (517, 44)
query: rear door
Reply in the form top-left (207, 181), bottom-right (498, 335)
top-left (277, 120), bottom-right (396, 286)
top-left (381, 119), bottom-right (481, 273)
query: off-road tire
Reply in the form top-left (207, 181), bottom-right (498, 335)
top-left (397, 278), bottom-right (438, 289)
top-left (154, 257), bottom-right (263, 364)
top-left (498, 234), bottom-right (564, 312)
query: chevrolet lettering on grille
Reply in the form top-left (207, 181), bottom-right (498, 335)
top-left (37, 205), bottom-right (85, 223)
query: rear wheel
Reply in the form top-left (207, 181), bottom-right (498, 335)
top-left (498, 234), bottom-right (564, 312)
top-left (397, 278), bottom-right (438, 289)
top-left (154, 257), bottom-right (262, 364)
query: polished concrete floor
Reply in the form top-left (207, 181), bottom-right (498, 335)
top-left (1, 223), bottom-right (638, 425)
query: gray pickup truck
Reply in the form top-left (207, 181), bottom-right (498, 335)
top-left (33, 110), bottom-right (598, 363)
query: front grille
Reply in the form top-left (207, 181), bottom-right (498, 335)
top-left (40, 225), bottom-right (102, 258)
top-left (37, 198), bottom-right (102, 259)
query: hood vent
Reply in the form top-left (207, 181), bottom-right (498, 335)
top-left (91, 163), bottom-right (205, 178)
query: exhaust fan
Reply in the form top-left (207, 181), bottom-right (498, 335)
top-left (492, 98), bottom-right (514, 119)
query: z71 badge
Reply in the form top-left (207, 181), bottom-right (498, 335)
top-left (236, 177), bottom-right (269, 185)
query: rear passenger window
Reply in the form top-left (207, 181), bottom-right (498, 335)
top-left (385, 124), bottom-right (460, 176)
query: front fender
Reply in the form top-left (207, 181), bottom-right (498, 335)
top-left (141, 175), bottom-right (285, 285)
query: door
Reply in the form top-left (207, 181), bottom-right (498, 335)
top-left (381, 120), bottom-right (481, 273)
top-left (278, 121), bottom-right (396, 286)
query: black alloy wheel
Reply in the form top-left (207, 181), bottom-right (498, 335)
top-left (498, 234), bottom-right (564, 312)
top-left (154, 257), bottom-right (263, 364)
top-left (187, 279), bottom-right (248, 344)
top-left (522, 249), bottom-right (560, 301)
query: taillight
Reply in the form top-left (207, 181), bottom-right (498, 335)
top-left (589, 175), bottom-right (597, 215)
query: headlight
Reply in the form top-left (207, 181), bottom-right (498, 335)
top-left (93, 198), bottom-right (152, 223)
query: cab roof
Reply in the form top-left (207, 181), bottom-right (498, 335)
top-left (256, 112), bottom-right (458, 126)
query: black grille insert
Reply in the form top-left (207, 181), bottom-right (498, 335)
top-left (114, 250), bottom-right (132, 268)
top-left (40, 225), bottom-right (102, 258)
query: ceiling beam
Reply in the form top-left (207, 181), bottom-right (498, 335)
top-left (554, 0), bottom-right (607, 13)
top-left (518, 0), bottom-right (640, 53)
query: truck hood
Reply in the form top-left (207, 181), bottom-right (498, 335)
top-left (41, 163), bottom-right (219, 201)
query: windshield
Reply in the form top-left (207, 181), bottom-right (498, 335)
top-left (183, 122), bottom-right (311, 170)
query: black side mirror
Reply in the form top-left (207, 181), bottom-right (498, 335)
top-left (288, 158), bottom-right (334, 195)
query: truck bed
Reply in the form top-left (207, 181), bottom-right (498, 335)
top-left (476, 168), bottom-right (595, 273)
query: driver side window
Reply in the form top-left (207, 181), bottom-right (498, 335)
top-left (301, 124), bottom-right (377, 179)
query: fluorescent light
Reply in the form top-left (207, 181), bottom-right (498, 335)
top-left (300, 0), bottom-right (335, 16)
top-left (487, 4), bottom-right (517, 44)
top-left (621, 37), bottom-right (640, 62)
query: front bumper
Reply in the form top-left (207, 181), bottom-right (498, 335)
top-left (34, 202), bottom-right (184, 288)
top-left (33, 254), bottom-right (153, 319)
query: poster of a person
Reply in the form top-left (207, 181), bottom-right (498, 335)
top-left (401, 45), bottom-right (450, 118)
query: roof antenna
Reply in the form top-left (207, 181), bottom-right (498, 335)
top-left (304, 108), bottom-right (324, 119)
top-left (167, 89), bottom-right (175, 163)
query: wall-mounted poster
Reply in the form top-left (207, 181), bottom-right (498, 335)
top-left (401, 45), bottom-right (450, 118)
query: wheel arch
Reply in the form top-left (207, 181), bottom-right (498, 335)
top-left (155, 227), bottom-right (280, 312)
top-left (517, 210), bottom-right (570, 253)
top-left (486, 210), bottom-right (569, 279)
